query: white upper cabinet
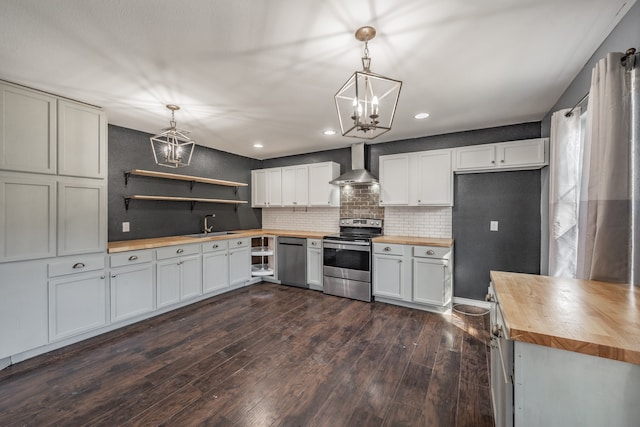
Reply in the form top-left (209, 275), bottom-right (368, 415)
top-left (57, 177), bottom-right (107, 256)
top-left (251, 168), bottom-right (282, 207)
top-left (308, 162), bottom-right (340, 207)
top-left (379, 149), bottom-right (453, 207)
top-left (454, 138), bottom-right (548, 173)
top-left (417, 150), bottom-right (453, 206)
top-left (281, 165), bottom-right (309, 207)
top-left (0, 82), bottom-right (57, 174)
top-left (57, 99), bottom-right (107, 179)
top-left (0, 172), bottom-right (57, 262)
top-left (379, 154), bottom-right (410, 206)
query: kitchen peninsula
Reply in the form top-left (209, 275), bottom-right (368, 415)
top-left (489, 271), bottom-right (640, 427)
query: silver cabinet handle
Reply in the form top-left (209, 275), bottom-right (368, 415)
top-left (177, 261), bottom-right (182, 265)
top-left (418, 200), bottom-right (421, 203)
top-left (72, 262), bottom-right (85, 269)
top-left (485, 293), bottom-right (495, 302)
top-left (426, 250), bottom-right (435, 255)
top-left (111, 274), bottom-right (116, 278)
top-left (293, 202), bottom-right (297, 205)
top-left (212, 244), bottom-right (219, 249)
top-left (176, 248), bottom-right (184, 254)
top-left (383, 247), bottom-right (391, 252)
top-left (491, 160), bottom-right (495, 164)
top-left (128, 255), bottom-right (138, 261)
top-left (237, 241), bottom-right (243, 245)
top-left (100, 275), bottom-right (106, 279)
top-left (501, 159), bottom-right (505, 163)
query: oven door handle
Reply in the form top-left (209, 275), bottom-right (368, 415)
top-left (323, 241), bottom-right (371, 251)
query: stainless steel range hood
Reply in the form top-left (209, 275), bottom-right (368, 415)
top-left (330, 143), bottom-right (378, 186)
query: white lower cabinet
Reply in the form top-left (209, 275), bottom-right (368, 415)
top-left (156, 244), bottom-right (202, 308)
top-left (229, 238), bottom-right (251, 287)
top-left (374, 242), bottom-right (452, 312)
top-left (307, 239), bottom-right (323, 290)
top-left (373, 243), bottom-right (407, 300)
top-left (109, 250), bottom-right (154, 323)
top-left (49, 271), bottom-right (108, 341)
top-left (202, 240), bottom-right (230, 294)
top-left (0, 259), bottom-right (49, 359)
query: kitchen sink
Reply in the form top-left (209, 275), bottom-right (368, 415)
top-left (184, 231), bottom-right (238, 238)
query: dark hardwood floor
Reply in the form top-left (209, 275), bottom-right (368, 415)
top-left (0, 283), bottom-right (493, 426)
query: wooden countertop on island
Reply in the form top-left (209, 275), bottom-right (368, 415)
top-left (490, 271), bottom-right (640, 365)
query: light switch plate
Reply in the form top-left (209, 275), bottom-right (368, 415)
top-left (122, 222), bottom-right (130, 232)
top-left (490, 221), bottom-right (499, 232)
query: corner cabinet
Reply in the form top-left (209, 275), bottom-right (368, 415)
top-left (454, 138), bottom-right (548, 173)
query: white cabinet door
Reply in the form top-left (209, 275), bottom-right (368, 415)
top-left (267, 168), bottom-right (282, 207)
top-left (307, 241), bottom-right (323, 289)
top-left (0, 259), bottom-right (49, 359)
top-left (57, 99), bottom-right (107, 179)
top-left (417, 150), bottom-right (453, 206)
top-left (0, 173), bottom-right (56, 262)
top-left (49, 272), bottom-right (108, 341)
top-left (229, 247), bottom-right (250, 287)
top-left (497, 138), bottom-right (547, 168)
top-left (455, 145), bottom-right (496, 171)
top-left (412, 258), bottom-right (448, 306)
top-left (57, 178), bottom-right (107, 256)
top-left (110, 264), bottom-right (154, 323)
top-left (203, 251), bottom-right (229, 294)
top-left (308, 162), bottom-right (340, 206)
top-left (282, 165), bottom-right (309, 207)
top-left (379, 154), bottom-right (410, 206)
top-left (180, 254), bottom-right (202, 301)
top-left (156, 259), bottom-right (181, 308)
top-left (0, 83), bottom-right (57, 174)
top-left (251, 169), bottom-right (268, 207)
top-left (373, 254), bottom-right (404, 299)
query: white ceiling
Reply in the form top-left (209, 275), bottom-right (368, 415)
top-left (0, 0), bottom-right (634, 160)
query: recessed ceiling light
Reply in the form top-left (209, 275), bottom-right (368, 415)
top-left (323, 130), bottom-right (337, 136)
top-left (253, 143), bottom-right (263, 148)
top-left (414, 112), bottom-right (430, 119)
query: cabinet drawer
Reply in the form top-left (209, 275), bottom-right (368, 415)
top-left (156, 244), bottom-right (200, 260)
top-left (412, 246), bottom-right (450, 259)
top-left (229, 238), bottom-right (250, 249)
top-left (373, 243), bottom-right (405, 256)
top-left (202, 240), bottom-right (229, 253)
top-left (110, 249), bottom-right (153, 268)
top-left (48, 254), bottom-right (106, 277)
top-left (307, 239), bottom-right (322, 248)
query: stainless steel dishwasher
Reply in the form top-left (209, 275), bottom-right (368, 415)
top-left (277, 237), bottom-right (308, 288)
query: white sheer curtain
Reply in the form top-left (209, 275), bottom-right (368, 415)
top-left (550, 51), bottom-right (639, 284)
top-left (576, 51), bottom-right (639, 284)
top-left (549, 108), bottom-right (583, 277)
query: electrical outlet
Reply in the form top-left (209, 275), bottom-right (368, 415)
top-left (490, 221), bottom-right (499, 232)
top-left (122, 222), bottom-right (130, 232)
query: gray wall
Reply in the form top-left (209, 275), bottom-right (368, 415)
top-left (108, 125), bottom-right (262, 241)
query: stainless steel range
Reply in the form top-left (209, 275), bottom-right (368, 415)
top-left (322, 218), bottom-right (382, 302)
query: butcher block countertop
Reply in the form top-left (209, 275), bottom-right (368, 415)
top-left (108, 229), bottom-right (329, 253)
top-left (490, 271), bottom-right (640, 365)
top-left (372, 235), bottom-right (454, 247)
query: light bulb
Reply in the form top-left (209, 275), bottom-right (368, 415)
top-left (372, 96), bottom-right (379, 116)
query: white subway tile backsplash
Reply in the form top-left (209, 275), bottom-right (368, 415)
top-left (262, 207), bottom-right (340, 233)
top-left (383, 206), bottom-right (452, 238)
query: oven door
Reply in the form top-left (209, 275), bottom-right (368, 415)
top-left (322, 240), bottom-right (371, 283)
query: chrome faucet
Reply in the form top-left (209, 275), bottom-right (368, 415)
top-left (203, 214), bottom-right (216, 234)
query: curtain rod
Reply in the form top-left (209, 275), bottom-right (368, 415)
top-left (565, 47), bottom-right (637, 118)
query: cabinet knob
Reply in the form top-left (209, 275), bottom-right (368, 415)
top-left (383, 247), bottom-right (391, 252)
top-left (237, 241), bottom-right (243, 245)
top-left (110, 274), bottom-right (116, 278)
top-left (212, 244), bottom-right (219, 249)
top-left (485, 293), bottom-right (495, 302)
top-left (426, 250), bottom-right (435, 255)
top-left (100, 275), bottom-right (106, 279)
top-left (72, 262), bottom-right (85, 269)
top-left (128, 255), bottom-right (138, 261)
top-left (418, 200), bottom-right (421, 203)
top-left (176, 248), bottom-right (184, 254)
top-left (491, 160), bottom-right (495, 164)
top-left (293, 202), bottom-right (297, 205)
top-left (500, 159), bottom-right (505, 163)
top-left (177, 261), bottom-right (182, 265)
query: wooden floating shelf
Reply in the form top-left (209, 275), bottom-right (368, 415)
top-left (124, 195), bottom-right (248, 211)
top-left (124, 169), bottom-right (248, 190)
